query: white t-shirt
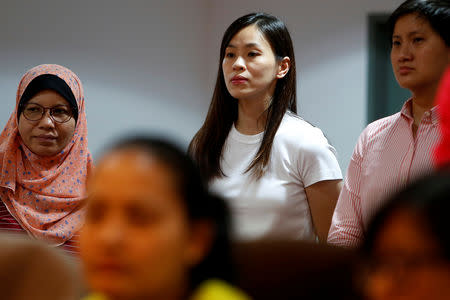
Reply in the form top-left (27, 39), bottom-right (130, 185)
top-left (210, 112), bottom-right (342, 241)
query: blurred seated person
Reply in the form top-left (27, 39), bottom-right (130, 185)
top-left (0, 64), bottom-right (93, 254)
top-left (79, 136), bottom-right (250, 300)
top-left (360, 172), bottom-right (450, 300)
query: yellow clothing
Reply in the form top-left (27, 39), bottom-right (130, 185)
top-left (81, 293), bottom-right (108, 300)
top-left (190, 280), bottom-right (251, 300)
top-left (82, 280), bottom-right (251, 300)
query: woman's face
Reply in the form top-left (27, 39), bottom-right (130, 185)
top-left (222, 25), bottom-right (285, 103)
top-left (391, 13), bottom-right (450, 93)
top-left (18, 89), bottom-right (76, 157)
top-left (80, 149), bottom-right (209, 300)
top-left (364, 209), bottom-right (450, 300)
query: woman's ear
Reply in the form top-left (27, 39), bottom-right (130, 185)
top-left (276, 56), bottom-right (290, 79)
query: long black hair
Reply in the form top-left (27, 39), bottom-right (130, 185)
top-left (110, 136), bottom-right (234, 290)
top-left (189, 12), bottom-right (297, 180)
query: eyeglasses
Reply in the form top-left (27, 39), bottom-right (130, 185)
top-left (21, 103), bottom-right (73, 123)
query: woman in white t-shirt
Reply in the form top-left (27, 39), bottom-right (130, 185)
top-left (189, 13), bottom-right (342, 242)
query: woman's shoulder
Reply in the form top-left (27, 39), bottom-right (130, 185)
top-left (365, 111), bottom-right (402, 132)
top-left (275, 112), bottom-right (330, 148)
top-left (358, 111), bottom-right (403, 146)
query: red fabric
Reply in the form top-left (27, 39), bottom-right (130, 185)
top-left (434, 67), bottom-right (450, 168)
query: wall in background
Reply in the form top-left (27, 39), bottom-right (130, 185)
top-left (1, 0), bottom-right (404, 173)
top-left (0, 0), bottom-right (211, 154)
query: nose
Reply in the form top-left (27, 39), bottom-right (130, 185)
top-left (97, 216), bottom-right (125, 250)
top-left (37, 109), bottom-right (56, 129)
top-left (397, 43), bottom-right (413, 62)
top-left (232, 56), bottom-right (246, 71)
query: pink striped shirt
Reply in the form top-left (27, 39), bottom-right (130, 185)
top-left (328, 99), bottom-right (439, 247)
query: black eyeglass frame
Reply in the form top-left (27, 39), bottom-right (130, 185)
top-left (19, 102), bottom-right (74, 124)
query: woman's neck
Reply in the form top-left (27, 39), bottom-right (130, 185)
top-left (235, 96), bottom-right (271, 135)
top-left (410, 84), bottom-right (437, 137)
top-left (411, 84), bottom-right (437, 126)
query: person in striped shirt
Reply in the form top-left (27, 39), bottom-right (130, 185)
top-left (0, 64), bottom-right (93, 254)
top-left (328, 0), bottom-right (450, 247)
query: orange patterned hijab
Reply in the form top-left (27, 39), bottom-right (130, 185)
top-left (0, 64), bottom-right (93, 246)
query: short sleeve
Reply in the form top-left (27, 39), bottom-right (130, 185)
top-left (297, 129), bottom-right (343, 188)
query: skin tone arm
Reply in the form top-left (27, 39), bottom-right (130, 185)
top-left (305, 179), bottom-right (343, 243)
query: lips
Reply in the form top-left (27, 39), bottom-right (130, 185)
top-left (93, 261), bottom-right (128, 275)
top-left (398, 66), bottom-right (414, 75)
top-left (36, 134), bottom-right (57, 139)
top-left (34, 134), bottom-right (57, 144)
top-left (231, 75), bottom-right (248, 85)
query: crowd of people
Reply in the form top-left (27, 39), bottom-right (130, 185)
top-left (0, 0), bottom-right (449, 299)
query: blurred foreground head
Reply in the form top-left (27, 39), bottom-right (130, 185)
top-left (80, 136), bottom-right (232, 300)
top-left (362, 172), bottom-right (450, 300)
top-left (0, 233), bottom-right (80, 300)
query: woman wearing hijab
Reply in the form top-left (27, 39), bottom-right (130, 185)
top-left (0, 64), bottom-right (93, 254)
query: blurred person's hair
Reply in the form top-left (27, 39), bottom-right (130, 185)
top-left (387, 0), bottom-right (450, 46)
top-left (362, 171), bottom-right (450, 258)
top-left (110, 136), bottom-right (234, 290)
top-left (189, 12), bottom-right (297, 180)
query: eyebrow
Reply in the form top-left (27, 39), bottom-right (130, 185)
top-left (226, 42), bottom-right (261, 49)
top-left (26, 101), bottom-right (69, 107)
top-left (392, 30), bottom-right (425, 39)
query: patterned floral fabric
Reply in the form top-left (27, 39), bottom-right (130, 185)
top-left (0, 64), bottom-right (93, 246)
